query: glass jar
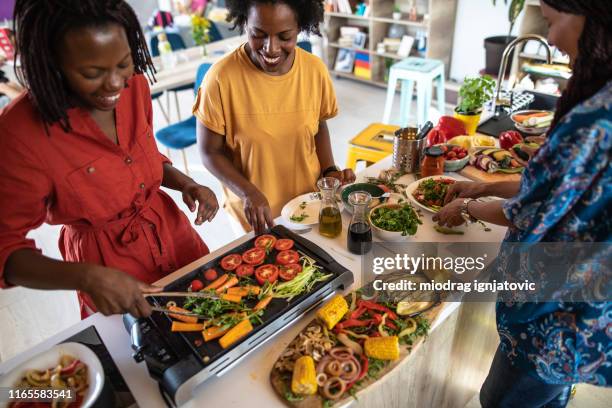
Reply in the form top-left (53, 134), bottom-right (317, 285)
top-left (421, 145), bottom-right (445, 177)
top-left (347, 191), bottom-right (372, 255)
top-left (317, 177), bottom-right (342, 238)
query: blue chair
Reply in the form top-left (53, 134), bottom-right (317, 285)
top-left (155, 63), bottom-right (212, 175)
top-left (150, 32), bottom-right (195, 122)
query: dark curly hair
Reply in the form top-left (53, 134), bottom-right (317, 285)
top-left (226, 0), bottom-right (325, 35)
top-left (13, 0), bottom-right (156, 132)
top-left (542, 0), bottom-right (612, 131)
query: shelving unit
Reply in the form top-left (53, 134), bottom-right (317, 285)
top-left (323, 0), bottom-right (458, 87)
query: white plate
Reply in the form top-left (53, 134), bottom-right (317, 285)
top-left (0, 342), bottom-right (105, 408)
top-left (281, 192), bottom-right (344, 230)
top-left (406, 175), bottom-right (459, 213)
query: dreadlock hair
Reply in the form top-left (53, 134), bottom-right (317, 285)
top-left (226, 0), bottom-right (324, 36)
top-left (542, 0), bottom-right (612, 131)
top-left (13, 0), bottom-right (156, 132)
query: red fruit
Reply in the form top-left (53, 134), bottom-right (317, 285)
top-left (457, 151), bottom-right (467, 159)
top-left (190, 279), bottom-right (204, 291)
top-left (447, 151), bottom-right (457, 159)
top-left (204, 268), bottom-right (218, 281)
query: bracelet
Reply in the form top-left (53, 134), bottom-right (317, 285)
top-left (321, 165), bottom-right (340, 178)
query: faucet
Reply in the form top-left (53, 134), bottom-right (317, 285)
top-left (494, 34), bottom-right (553, 114)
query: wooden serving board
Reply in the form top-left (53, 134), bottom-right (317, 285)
top-left (270, 300), bottom-right (443, 408)
top-left (458, 164), bottom-right (521, 183)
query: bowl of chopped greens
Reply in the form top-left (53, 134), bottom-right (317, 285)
top-left (369, 203), bottom-right (422, 241)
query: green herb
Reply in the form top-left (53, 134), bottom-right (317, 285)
top-left (290, 212), bottom-right (309, 222)
top-left (183, 294), bottom-right (246, 319)
top-left (367, 358), bottom-right (386, 379)
top-left (299, 201), bottom-right (307, 210)
top-left (477, 220), bottom-right (492, 232)
top-left (365, 174), bottom-right (406, 193)
top-left (456, 75), bottom-right (496, 114)
top-left (349, 387), bottom-right (359, 400)
top-left (370, 204), bottom-right (421, 236)
top-left (434, 225), bottom-right (465, 235)
top-left (399, 316), bottom-right (430, 346)
top-left (413, 178), bottom-right (452, 210)
top-left (284, 389), bottom-right (304, 402)
top-left (323, 400), bottom-right (334, 408)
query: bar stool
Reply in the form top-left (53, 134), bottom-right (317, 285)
top-left (382, 57), bottom-right (445, 127)
top-left (345, 123), bottom-right (400, 170)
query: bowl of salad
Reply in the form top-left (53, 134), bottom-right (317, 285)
top-left (407, 175), bottom-right (457, 213)
top-left (369, 203), bottom-right (422, 241)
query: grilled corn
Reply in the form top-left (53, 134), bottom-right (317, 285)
top-left (316, 295), bottom-right (348, 330)
top-left (291, 355), bottom-right (317, 395)
top-left (364, 336), bottom-right (400, 360)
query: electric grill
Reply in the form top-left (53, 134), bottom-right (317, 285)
top-left (123, 225), bottom-right (353, 406)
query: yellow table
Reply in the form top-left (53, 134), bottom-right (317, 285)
top-left (345, 123), bottom-right (399, 170)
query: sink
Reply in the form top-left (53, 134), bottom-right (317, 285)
top-left (477, 91), bottom-right (559, 137)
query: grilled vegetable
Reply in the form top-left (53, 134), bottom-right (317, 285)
top-left (205, 274), bottom-right (228, 290)
top-left (317, 295), bottom-right (349, 330)
top-left (215, 276), bottom-right (239, 293)
top-left (168, 306), bottom-right (198, 324)
top-left (220, 293), bottom-right (242, 303)
top-left (291, 356), bottom-right (317, 395)
top-left (171, 322), bottom-right (204, 332)
top-left (254, 295), bottom-right (273, 311)
top-left (364, 336), bottom-right (400, 360)
top-left (219, 319), bottom-right (253, 349)
top-left (226, 287), bottom-right (249, 297)
top-left (202, 326), bottom-right (230, 342)
top-left (499, 130), bottom-right (523, 150)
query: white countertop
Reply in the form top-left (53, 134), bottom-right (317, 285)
top-left (0, 156), bottom-right (508, 407)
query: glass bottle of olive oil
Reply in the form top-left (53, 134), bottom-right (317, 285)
top-left (317, 177), bottom-right (342, 238)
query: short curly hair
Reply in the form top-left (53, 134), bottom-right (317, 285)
top-left (226, 0), bottom-right (325, 35)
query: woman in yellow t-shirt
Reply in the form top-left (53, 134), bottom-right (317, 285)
top-left (194, 0), bottom-right (355, 233)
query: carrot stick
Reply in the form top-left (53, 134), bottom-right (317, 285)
top-left (203, 326), bottom-right (230, 342)
top-left (219, 319), bottom-right (253, 349)
top-left (215, 276), bottom-right (239, 293)
top-left (171, 321), bottom-right (204, 332)
top-left (220, 293), bottom-right (243, 303)
top-left (168, 306), bottom-right (198, 323)
top-left (254, 295), bottom-right (273, 311)
top-left (227, 287), bottom-right (249, 296)
top-left (205, 274), bottom-right (229, 290)
top-left (246, 286), bottom-right (261, 296)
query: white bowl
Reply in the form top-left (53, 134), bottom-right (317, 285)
top-left (369, 203), bottom-right (419, 242)
top-left (0, 342), bottom-right (105, 408)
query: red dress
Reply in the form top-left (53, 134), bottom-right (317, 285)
top-left (0, 74), bottom-right (209, 317)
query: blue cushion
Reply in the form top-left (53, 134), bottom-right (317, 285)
top-left (155, 116), bottom-right (197, 149)
top-left (149, 32), bottom-right (186, 57)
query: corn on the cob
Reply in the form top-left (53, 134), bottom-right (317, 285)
top-left (316, 295), bottom-right (348, 330)
top-left (219, 319), bottom-right (253, 349)
top-left (364, 336), bottom-right (400, 360)
top-left (291, 356), bottom-right (317, 395)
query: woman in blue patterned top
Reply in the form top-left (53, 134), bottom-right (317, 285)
top-left (435, 0), bottom-right (611, 406)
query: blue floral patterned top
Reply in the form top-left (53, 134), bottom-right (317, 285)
top-left (498, 80), bottom-right (612, 386)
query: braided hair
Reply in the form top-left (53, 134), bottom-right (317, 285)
top-left (226, 0), bottom-right (325, 35)
top-left (13, 0), bottom-right (156, 132)
top-left (542, 0), bottom-right (612, 130)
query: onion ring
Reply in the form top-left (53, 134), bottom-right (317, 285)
top-left (322, 377), bottom-right (347, 400)
top-left (316, 355), bottom-right (333, 374)
top-left (340, 359), bottom-right (360, 382)
top-left (316, 372), bottom-right (328, 387)
top-left (325, 360), bottom-right (342, 377)
top-left (329, 346), bottom-right (353, 360)
top-left (166, 301), bottom-right (177, 308)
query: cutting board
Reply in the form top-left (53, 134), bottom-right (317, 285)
top-left (458, 165), bottom-right (521, 183)
top-left (269, 296), bottom-right (443, 408)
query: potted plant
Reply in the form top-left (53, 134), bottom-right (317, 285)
top-left (191, 14), bottom-right (211, 50)
top-left (484, 0), bottom-right (526, 75)
top-left (392, 5), bottom-right (402, 20)
top-left (454, 75), bottom-right (496, 135)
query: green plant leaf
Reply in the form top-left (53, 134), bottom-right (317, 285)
top-left (508, 0), bottom-right (525, 25)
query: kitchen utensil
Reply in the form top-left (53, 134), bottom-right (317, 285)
top-left (392, 127), bottom-right (422, 173)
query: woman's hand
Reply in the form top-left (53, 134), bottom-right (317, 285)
top-left (244, 188), bottom-right (275, 234)
top-left (433, 198), bottom-right (466, 228)
top-left (182, 181), bottom-right (219, 225)
top-left (326, 168), bottom-right (356, 185)
top-left (443, 181), bottom-right (486, 204)
top-left (82, 265), bottom-right (162, 317)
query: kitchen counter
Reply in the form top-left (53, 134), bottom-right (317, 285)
top-left (0, 157), bottom-right (506, 407)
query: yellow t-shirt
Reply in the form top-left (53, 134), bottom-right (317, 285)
top-left (193, 44), bottom-right (338, 230)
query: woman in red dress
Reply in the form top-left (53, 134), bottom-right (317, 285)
top-left (0, 0), bottom-right (218, 318)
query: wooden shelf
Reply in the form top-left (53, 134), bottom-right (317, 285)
top-left (323, 0), bottom-right (458, 88)
top-left (332, 70), bottom-right (388, 88)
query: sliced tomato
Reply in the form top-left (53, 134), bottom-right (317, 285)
top-left (276, 249), bottom-right (299, 265)
top-left (242, 247), bottom-right (266, 265)
top-left (236, 264), bottom-right (254, 278)
top-left (254, 234), bottom-right (277, 250)
top-left (190, 279), bottom-right (204, 291)
top-left (255, 264), bottom-right (279, 285)
top-left (279, 263), bottom-right (302, 281)
top-left (204, 268), bottom-right (218, 281)
top-left (274, 238), bottom-right (294, 251)
top-left (220, 254), bottom-right (242, 271)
